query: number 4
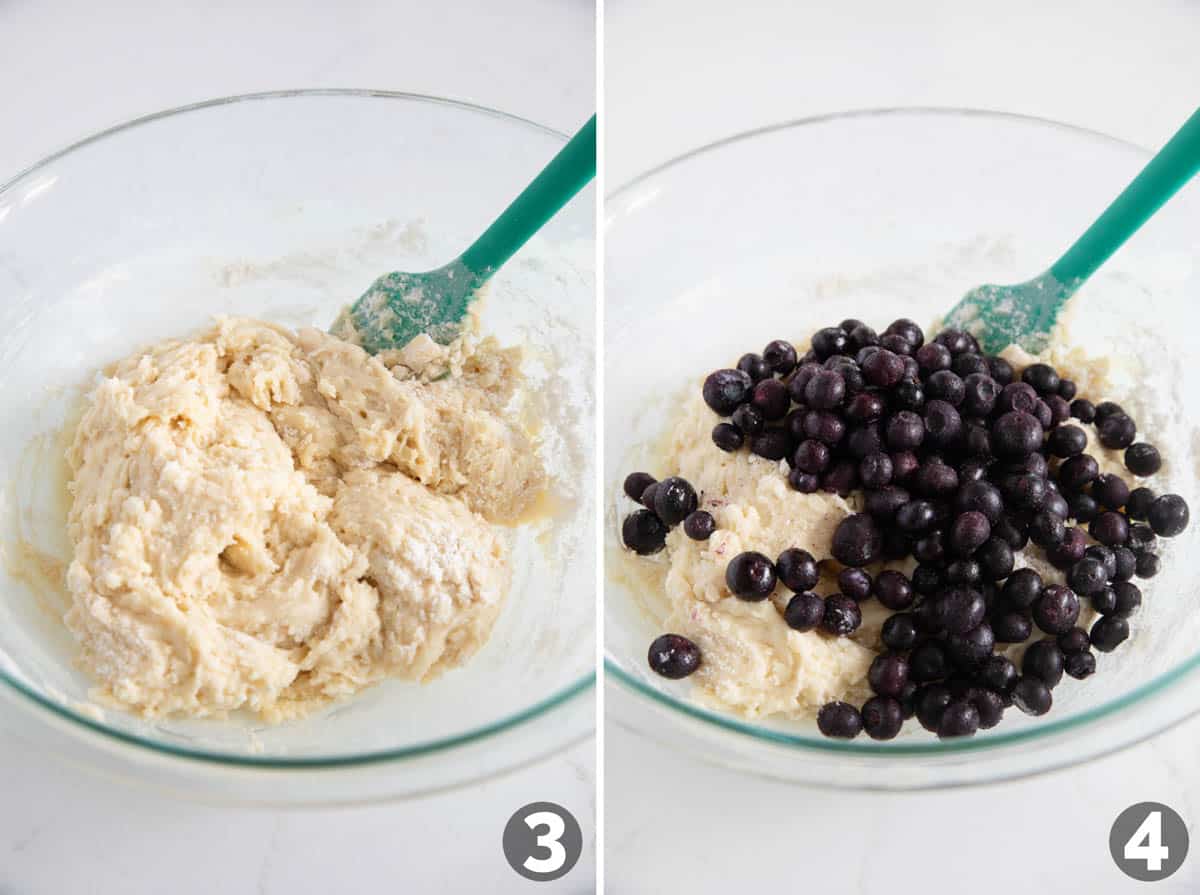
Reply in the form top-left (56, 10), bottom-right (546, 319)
top-left (524, 810), bottom-right (567, 874)
top-left (1125, 810), bottom-right (1170, 872)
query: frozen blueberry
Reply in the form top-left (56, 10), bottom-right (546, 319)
top-left (955, 481), bottom-right (1004, 524)
top-left (783, 592), bottom-right (825, 631)
top-left (916, 683), bottom-right (954, 731)
top-left (639, 481), bottom-right (660, 510)
top-left (1001, 473), bottom-right (1048, 512)
top-left (967, 687), bottom-right (1005, 729)
top-left (1047, 527), bottom-right (1088, 569)
top-left (926, 370), bottom-right (965, 406)
top-left (992, 611), bottom-right (1033, 643)
top-left (737, 352), bottom-right (771, 382)
top-left (731, 403), bottom-right (765, 436)
top-left (683, 511), bottom-right (716, 541)
top-left (1070, 398), bottom-right (1096, 423)
top-left (762, 339), bottom-right (798, 375)
top-left (910, 642), bottom-right (949, 683)
top-left (803, 410), bottom-right (847, 446)
top-left (1124, 443), bottom-right (1162, 477)
top-left (1033, 584), bottom-right (1080, 634)
top-left (992, 515), bottom-right (1029, 551)
top-left (1095, 401), bottom-right (1126, 423)
top-left (885, 318), bottom-right (925, 349)
top-left (1012, 677), bottom-right (1053, 716)
top-left (811, 327), bottom-right (850, 360)
top-left (861, 696), bottom-right (904, 740)
top-left (859, 452), bottom-right (894, 488)
top-left (864, 485), bottom-right (911, 522)
top-left (788, 362), bottom-right (821, 402)
top-left (992, 411), bottom-right (1044, 459)
top-left (862, 349), bottom-right (905, 388)
top-left (1058, 454), bottom-right (1100, 491)
top-left (788, 468), bottom-right (820, 493)
top-left (945, 559), bottom-right (982, 586)
top-left (838, 567), bottom-right (873, 602)
top-left (935, 587), bottom-right (987, 634)
top-left (997, 381), bottom-right (1039, 415)
top-left (1091, 586), bottom-right (1117, 614)
top-left (952, 353), bottom-right (990, 378)
top-left (817, 701), bottom-right (863, 738)
top-left (725, 551), bottom-right (777, 600)
top-left (1090, 616), bottom-right (1130, 652)
top-left (892, 450), bottom-right (921, 483)
top-left (949, 511), bottom-right (992, 556)
top-left (912, 564), bottom-right (943, 596)
top-left (1112, 546), bottom-right (1137, 581)
top-left (1148, 493), bottom-right (1190, 537)
top-left (872, 570), bottom-right (914, 610)
top-left (821, 460), bottom-right (860, 496)
top-left (1126, 487), bottom-right (1156, 521)
top-left (654, 476), bottom-right (699, 525)
top-left (923, 400), bottom-right (964, 448)
top-left (750, 430), bottom-right (791, 461)
top-left (914, 461), bottom-right (960, 497)
top-left (1135, 551), bottom-right (1161, 579)
top-left (912, 530), bottom-right (947, 565)
top-left (946, 622), bottom-right (995, 670)
top-left (831, 514), bottom-right (883, 567)
top-left (1044, 490), bottom-right (1071, 519)
top-left (647, 634), bottom-right (702, 678)
top-left (711, 423), bottom-right (744, 452)
top-left (1021, 363), bottom-right (1060, 395)
top-left (1001, 568), bottom-right (1042, 609)
top-left (1023, 640), bottom-right (1065, 688)
top-left (823, 595), bottom-right (863, 636)
top-left (702, 368), bottom-right (753, 415)
top-left (793, 439), bottom-right (832, 474)
top-left (885, 411), bottom-right (925, 451)
top-left (847, 324), bottom-right (880, 351)
top-left (1047, 425), bottom-right (1087, 458)
top-left (1057, 627), bottom-right (1091, 654)
top-left (805, 369), bottom-right (846, 410)
top-left (623, 472), bottom-right (656, 502)
top-left (622, 510), bottom-right (667, 555)
top-left (1098, 413), bottom-right (1137, 450)
top-left (892, 378), bottom-right (925, 412)
top-left (937, 700), bottom-right (980, 738)
top-left (1064, 650), bottom-right (1097, 679)
top-left (751, 378), bottom-right (791, 421)
top-left (1028, 510), bottom-right (1066, 548)
top-left (869, 653), bottom-right (910, 697)
top-left (934, 328), bottom-right (974, 355)
top-left (1084, 545), bottom-right (1118, 580)
top-left (1110, 581), bottom-right (1142, 618)
top-left (1058, 379), bottom-right (1077, 400)
top-left (987, 355), bottom-right (1015, 385)
top-left (776, 548), bottom-right (820, 592)
top-left (977, 538), bottom-right (1015, 579)
top-left (1091, 474), bottom-right (1130, 510)
top-left (882, 613), bottom-right (920, 651)
top-left (1129, 523), bottom-right (1157, 551)
top-left (980, 655), bottom-right (1019, 694)
top-left (1067, 558), bottom-right (1108, 596)
top-left (1067, 491), bottom-right (1098, 524)
top-left (961, 373), bottom-right (1000, 417)
top-left (1090, 511), bottom-right (1130, 547)
top-left (916, 342), bottom-right (952, 374)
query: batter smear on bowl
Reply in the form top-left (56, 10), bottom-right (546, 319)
top-left (65, 317), bottom-right (544, 720)
top-left (619, 314), bottom-right (1189, 740)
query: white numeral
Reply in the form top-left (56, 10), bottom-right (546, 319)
top-left (523, 810), bottom-right (567, 873)
top-left (1124, 810), bottom-right (1170, 872)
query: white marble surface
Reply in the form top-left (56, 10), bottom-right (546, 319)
top-left (0, 2), bottom-right (596, 893)
top-left (605, 1), bottom-right (1200, 892)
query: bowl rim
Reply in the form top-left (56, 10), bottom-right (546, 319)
top-left (604, 105), bottom-right (1200, 758)
top-left (0, 88), bottom-right (595, 769)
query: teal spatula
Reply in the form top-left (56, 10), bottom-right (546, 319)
top-left (343, 114), bottom-right (596, 353)
top-left (945, 106), bottom-right (1200, 354)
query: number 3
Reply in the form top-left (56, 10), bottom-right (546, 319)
top-left (523, 810), bottom-right (567, 873)
top-left (1125, 810), bottom-right (1170, 872)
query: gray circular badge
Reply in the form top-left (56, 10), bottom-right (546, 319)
top-left (1109, 802), bottom-right (1189, 882)
top-left (502, 801), bottom-right (583, 882)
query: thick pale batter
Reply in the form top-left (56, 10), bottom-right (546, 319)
top-left (65, 317), bottom-right (544, 720)
top-left (638, 318), bottom-right (1143, 721)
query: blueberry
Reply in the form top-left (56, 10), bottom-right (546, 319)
top-left (804, 369), bottom-right (846, 410)
top-left (992, 611), bottom-right (1033, 643)
top-left (1067, 558), bottom-right (1108, 596)
top-left (869, 653), bottom-right (910, 697)
top-left (946, 622), bottom-right (995, 670)
top-left (1091, 474), bottom-right (1130, 510)
top-left (976, 537), bottom-right (1015, 579)
top-left (861, 696), bottom-right (904, 740)
top-left (910, 642), bottom-right (949, 683)
top-left (1090, 616), bottom-right (1130, 652)
top-left (803, 410), bottom-right (846, 446)
top-left (821, 460), bottom-right (859, 496)
top-left (873, 570), bottom-right (914, 610)
top-left (997, 382), bottom-right (1039, 415)
top-left (788, 468), bottom-right (820, 492)
top-left (788, 362), bottom-right (821, 403)
top-left (891, 450), bottom-right (921, 483)
top-left (711, 423), bottom-right (744, 452)
top-left (623, 472), bottom-right (656, 503)
top-left (776, 547), bottom-right (820, 592)
top-left (1110, 581), bottom-right (1142, 618)
top-left (882, 613), bottom-right (920, 651)
top-left (914, 461), bottom-right (960, 497)
top-left (935, 587), bottom-right (987, 634)
top-left (1084, 545), bottom-right (1118, 580)
top-left (916, 342), bottom-right (952, 374)
top-left (639, 481), bottom-right (660, 510)
top-left (912, 530), bottom-right (947, 564)
top-left (1021, 363), bottom-right (1060, 395)
top-left (1028, 510), bottom-right (1066, 547)
top-left (980, 655), bottom-right (1019, 694)
top-left (864, 485), bottom-right (911, 521)
top-left (992, 411), bottom-right (1043, 459)
top-left (1057, 627), bottom-right (1091, 654)
top-left (1012, 677), bottom-right (1053, 715)
top-left (1126, 487), bottom-right (1156, 521)
top-left (847, 324), bottom-right (880, 351)
top-left (811, 327), bottom-right (850, 360)
top-left (725, 551), bottom-right (777, 600)
top-left (831, 514), bottom-right (883, 567)
top-left (1047, 526), bottom-right (1088, 569)
top-left (1057, 454), bottom-right (1099, 491)
top-left (731, 403), bottom-right (765, 436)
top-left (912, 564), bottom-right (943, 596)
top-left (737, 352), bottom-right (771, 382)
top-left (1003, 568), bottom-right (1041, 609)
top-left (992, 515), bottom-right (1030, 551)
top-left (1148, 494), bottom-right (1190, 537)
top-left (840, 318), bottom-right (866, 333)
top-left (1047, 425), bottom-right (1087, 458)
top-left (862, 349), bottom-right (905, 388)
top-left (783, 592), bottom-right (825, 631)
top-left (859, 452), bottom-right (894, 488)
top-left (702, 368), bottom-right (753, 415)
top-left (923, 400), bottom-right (964, 448)
top-left (1124, 443), bottom-right (1162, 477)
top-left (1089, 511), bottom-right (1130, 546)
top-left (1043, 489), bottom-right (1071, 519)
top-left (1129, 523), bottom-right (1157, 551)
top-left (884, 318), bottom-right (925, 349)
top-left (762, 339), bottom-right (798, 375)
top-left (987, 356), bottom-right (1015, 385)
top-left (926, 370), bottom-right (965, 406)
top-left (1058, 379), bottom-right (1077, 400)
top-left (1067, 491), bottom-right (1098, 523)
top-left (953, 354), bottom-right (991, 379)
top-left (817, 701), bottom-right (863, 738)
top-left (892, 378), bottom-right (925, 412)
top-left (934, 328), bottom-right (974, 355)
top-left (946, 559), bottom-right (982, 586)
top-left (838, 567), bottom-right (873, 601)
top-left (622, 509), bottom-right (668, 555)
top-left (683, 511), bottom-right (716, 541)
top-left (1023, 639), bottom-right (1065, 688)
top-left (647, 634), bottom-right (702, 678)
top-left (1001, 473), bottom-right (1047, 512)
top-left (961, 373), bottom-right (1000, 417)
top-left (1069, 398), bottom-right (1096, 422)
top-left (822, 595), bottom-right (863, 636)
top-left (750, 430), bottom-right (791, 461)
top-left (948, 511), bottom-right (991, 556)
top-left (1033, 584), bottom-right (1081, 635)
top-left (1135, 551), bottom-right (1161, 579)
top-left (916, 682), bottom-right (954, 730)
top-left (1098, 413), bottom-right (1137, 450)
top-left (751, 378), bottom-right (791, 421)
top-left (955, 481), bottom-right (1004, 523)
top-left (967, 687), bottom-right (1006, 729)
top-left (1112, 546), bottom-right (1137, 581)
top-left (1091, 586), bottom-right (1117, 614)
top-left (937, 700), bottom-right (980, 738)
top-left (654, 476), bottom-right (699, 525)
top-left (1064, 651), bottom-right (1096, 679)
top-left (793, 439), bottom-right (832, 474)
top-left (885, 410), bottom-right (925, 451)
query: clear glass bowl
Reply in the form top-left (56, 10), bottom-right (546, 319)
top-left (605, 109), bottom-right (1200, 789)
top-left (0, 90), bottom-right (595, 804)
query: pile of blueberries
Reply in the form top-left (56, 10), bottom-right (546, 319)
top-left (622, 317), bottom-right (1191, 740)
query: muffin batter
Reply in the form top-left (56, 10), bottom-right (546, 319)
top-left (637, 319), bottom-right (1145, 721)
top-left (65, 317), bottom-right (544, 720)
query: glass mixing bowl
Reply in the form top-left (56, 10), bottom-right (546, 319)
top-left (605, 108), bottom-right (1200, 789)
top-left (0, 90), bottom-right (595, 804)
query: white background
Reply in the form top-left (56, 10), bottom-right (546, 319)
top-left (0, 2), bottom-right (596, 894)
top-left (606, 1), bottom-right (1200, 893)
